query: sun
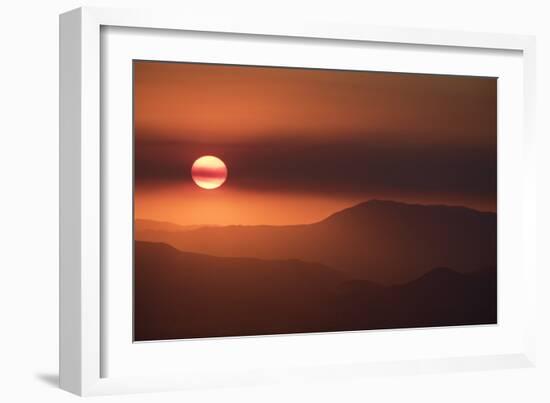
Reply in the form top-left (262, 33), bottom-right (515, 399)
top-left (191, 155), bottom-right (228, 190)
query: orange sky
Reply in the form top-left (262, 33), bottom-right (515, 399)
top-left (134, 61), bottom-right (497, 225)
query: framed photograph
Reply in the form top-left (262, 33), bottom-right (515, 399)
top-left (60, 7), bottom-right (537, 396)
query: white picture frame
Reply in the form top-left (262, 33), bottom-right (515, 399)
top-left (59, 6), bottom-right (537, 396)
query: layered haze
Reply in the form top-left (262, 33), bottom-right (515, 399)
top-left (136, 200), bottom-right (496, 285)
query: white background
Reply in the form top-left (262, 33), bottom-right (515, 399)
top-left (0, 0), bottom-right (548, 402)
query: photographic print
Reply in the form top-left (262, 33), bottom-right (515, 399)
top-left (133, 61), bottom-right (497, 342)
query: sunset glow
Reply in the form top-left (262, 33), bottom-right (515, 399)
top-left (134, 61), bottom-right (496, 224)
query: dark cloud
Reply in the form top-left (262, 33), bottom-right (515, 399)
top-left (135, 135), bottom-right (496, 200)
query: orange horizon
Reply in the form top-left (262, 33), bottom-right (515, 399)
top-left (135, 194), bottom-right (496, 228)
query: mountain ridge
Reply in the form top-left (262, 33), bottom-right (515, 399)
top-left (135, 199), bottom-right (496, 284)
top-left (137, 199), bottom-right (495, 230)
top-left (135, 240), bottom-right (496, 341)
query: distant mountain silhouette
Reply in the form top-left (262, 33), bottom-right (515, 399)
top-left (135, 200), bottom-right (496, 284)
top-left (134, 241), bottom-right (497, 341)
top-left (135, 219), bottom-right (215, 233)
top-left (134, 241), bottom-right (347, 341)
